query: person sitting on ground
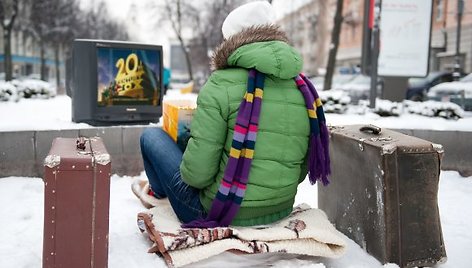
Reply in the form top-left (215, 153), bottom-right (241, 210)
top-left (133, 1), bottom-right (329, 227)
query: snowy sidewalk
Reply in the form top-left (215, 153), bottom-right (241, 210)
top-left (0, 171), bottom-right (471, 267)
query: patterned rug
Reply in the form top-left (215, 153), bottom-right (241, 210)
top-left (137, 200), bottom-right (346, 267)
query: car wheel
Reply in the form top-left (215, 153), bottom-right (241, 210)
top-left (409, 94), bottom-right (423, 102)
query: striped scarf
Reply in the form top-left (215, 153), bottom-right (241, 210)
top-left (182, 70), bottom-right (330, 228)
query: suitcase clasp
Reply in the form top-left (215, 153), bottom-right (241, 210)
top-left (76, 137), bottom-right (87, 151)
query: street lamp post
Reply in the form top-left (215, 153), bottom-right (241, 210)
top-left (369, 0), bottom-right (381, 108)
top-left (453, 0), bottom-right (464, 81)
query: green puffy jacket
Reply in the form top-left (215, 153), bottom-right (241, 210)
top-left (180, 26), bottom-right (310, 226)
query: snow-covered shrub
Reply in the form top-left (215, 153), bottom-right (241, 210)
top-left (0, 81), bottom-right (18, 101)
top-left (319, 90), bottom-right (351, 114)
top-left (404, 100), bottom-right (464, 119)
top-left (358, 99), bottom-right (402, 117)
top-left (12, 79), bottom-right (57, 99)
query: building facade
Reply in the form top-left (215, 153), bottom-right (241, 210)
top-left (336, 0), bottom-right (363, 73)
top-left (278, 0), bottom-right (472, 75)
top-left (277, 1), bottom-right (332, 76)
top-left (431, 0), bottom-right (472, 73)
top-left (0, 2), bottom-right (64, 85)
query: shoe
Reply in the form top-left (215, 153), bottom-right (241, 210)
top-left (131, 179), bottom-right (161, 209)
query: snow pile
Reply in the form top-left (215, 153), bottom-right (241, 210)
top-left (0, 81), bottom-right (18, 101)
top-left (372, 99), bottom-right (402, 117)
top-left (353, 99), bottom-right (403, 117)
top-left (358, 99), bottom-right (402, 117)
top-left (404, 100), bottom-right (464, 120)
top-left (352, 99), bottom-right (464, 120)
top-left (319, 94), bottom-right (464, 121)
top-left (0, 79), bottom-right (56, 101)
top-left (319, 90), bottom-right (351, 114)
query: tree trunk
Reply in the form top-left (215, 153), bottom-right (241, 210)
top-left (323, 0), bottom-right (344, 91)
top-left (4, 30), bottom-right (13, 81)
top-left (54, 44), bottom-right (62, 93)
top-left (1, 0), bottom-right (18, 81)
top-left (40, 39), bottom-right (46, 81)
top-left (178, 36), bottom-right (194, 81)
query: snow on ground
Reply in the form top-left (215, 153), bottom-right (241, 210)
top-left (0, 171), bottom-right (471, 267)
top-left (0, 96), bottom-right (91, 131)
top-left (1, 93), bottom-right (472, 267)
top-left (1, 94), bottom-right (472, 132)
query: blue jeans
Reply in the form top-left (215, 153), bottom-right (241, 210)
top-left (140, 128), bottom-right (206, 223)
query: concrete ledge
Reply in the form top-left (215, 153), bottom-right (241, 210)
top-left (0, 126), bottom-right (471, 178)
top-left (396, 129), bottom-right (472, 177)
top-left (0, 131), bottom-right (36, 177)
top-left (0, 125), bottom-right (153, 178)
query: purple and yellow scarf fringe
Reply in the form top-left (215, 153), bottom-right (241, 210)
top-left (295, 73), bottom-right (330, 186)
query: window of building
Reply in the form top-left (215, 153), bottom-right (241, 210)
top-left (436, 0), bottom-right (444, 21)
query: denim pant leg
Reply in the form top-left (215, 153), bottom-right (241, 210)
top-left (140, 128), bottom-right (206, 223)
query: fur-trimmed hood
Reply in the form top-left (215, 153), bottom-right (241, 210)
top-left (210, 25), bottom-right (303, 79)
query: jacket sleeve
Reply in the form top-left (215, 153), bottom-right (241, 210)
top-left (180, 75), bottom-right (228, 189)
top-left (298, 153), bottom-right (308, 184)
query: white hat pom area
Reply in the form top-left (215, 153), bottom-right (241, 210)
top-left (222, 1), bottom-right (276, 39)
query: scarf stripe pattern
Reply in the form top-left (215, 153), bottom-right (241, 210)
top-left (182, 69), bottom-right (264, 228)
top-left (182, 70), bottom-right (330, 228)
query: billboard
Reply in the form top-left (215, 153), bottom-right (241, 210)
top-left (378, 0), bottom-right (433, 77)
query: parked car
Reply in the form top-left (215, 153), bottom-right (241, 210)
top-left (335, 75), bottom-right (382, 104)
top-left (427, 73), bottom-right (472, 111)
top-left (309, 74), bottom-right (356, 91)
top-left (406, 71), bottom-right (457, 101)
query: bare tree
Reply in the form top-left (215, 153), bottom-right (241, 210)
top-left (30, 0), bottom-right (57, 80)
top-left (188, 0), bottom-right (240, 80)
top-left (162, 0), bottom-right (195, 81)
top-left (0, 0), bottom-right (19, 81)
top-left (323, 0), bottom-right (343, 91)
top-left (47, 0), bottom-right (78, 90)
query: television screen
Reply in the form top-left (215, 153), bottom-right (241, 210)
top-left (71, 39), bottom-right (163, 125)
top-left (97, 47), bottom-right (161, 107)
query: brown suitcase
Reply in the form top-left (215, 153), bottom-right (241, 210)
top-left (319, 125), bottom-right (447, 268)
top-left (43, 137), bottom-right (111, 268)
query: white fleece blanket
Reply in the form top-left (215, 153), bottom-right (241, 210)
top-left (137, 200), bottom-right (346, 267)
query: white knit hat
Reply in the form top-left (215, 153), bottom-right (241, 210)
top-left (222, 1), bottom-right (276, 39)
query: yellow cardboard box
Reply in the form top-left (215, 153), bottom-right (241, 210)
top-left (162, 99), bottom-right (196, 150)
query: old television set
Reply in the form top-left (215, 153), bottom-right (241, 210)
top-left (70, 39), bottom-right (163, 125)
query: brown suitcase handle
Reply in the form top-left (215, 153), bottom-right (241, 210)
top-left (76, 137), bottom-right (87, 151)
top-left (359, 125), bottom-right (381, 135)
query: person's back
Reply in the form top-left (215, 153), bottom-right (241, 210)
top-left (180, 16), bottom-right (310, 226)
top-left (137, 1), bottom-right (328, 228)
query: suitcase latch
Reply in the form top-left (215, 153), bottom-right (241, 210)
top-left (76, 137), bottom-right (87, 151)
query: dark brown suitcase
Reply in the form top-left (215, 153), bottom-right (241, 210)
top-left (319, 125), bottom-right (447, 268)
top-left (43, 137), bottom-right (111, 268)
